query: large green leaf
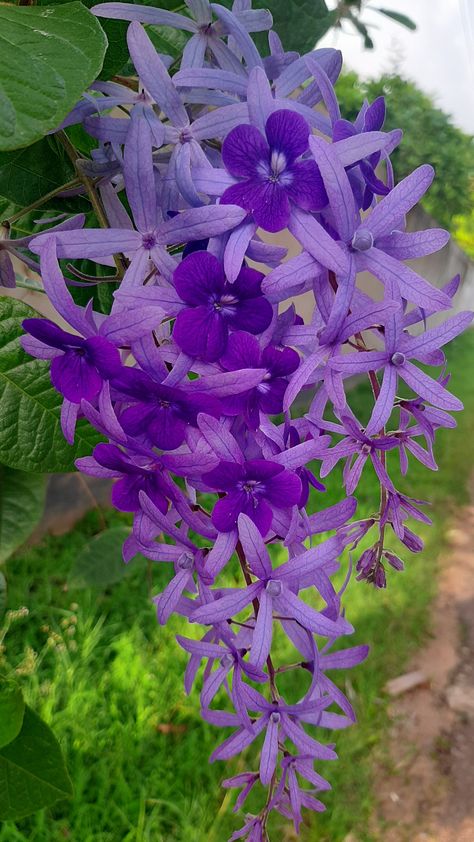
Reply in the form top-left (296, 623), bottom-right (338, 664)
top-left (0, 466), bottom-right (46, 564)
top-left (0, 705), bottom-right (72, 820)
top-left (0, 136), bottom-right (75, 208)
top-left (68, 527), bottom-right (139, 588)
top-left (252, 0), bottom-right (330, 54)
top-left (0, 2), bottom-right (107, 151)
top-left (0, 683), bottom-right (25, 749)
top-left (0, 298), bottom-right (102, 473)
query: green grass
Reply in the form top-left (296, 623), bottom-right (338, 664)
top-left (1, 330), bottom-right (474, 842)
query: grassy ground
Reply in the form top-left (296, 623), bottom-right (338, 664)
top-left (1, 331), bottom-right (474, 842)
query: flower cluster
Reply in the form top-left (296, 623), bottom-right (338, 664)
top-left (20, 2), bottom-right (471, 838)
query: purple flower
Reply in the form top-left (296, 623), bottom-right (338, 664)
top-left (172, 252), bottom-right (272, 361)
top-left (202, 459), bottom-right (302, 535)
top-left (113, 367), bottom-right (221, 451)
top-left (77, 443), bottom-right (170, 513)
top-left (22, 319), bottom-right (121, 403)
top-left (220, 331), bottom-right (299, 427)
top-left (221, 109), bottom-right (327, 232)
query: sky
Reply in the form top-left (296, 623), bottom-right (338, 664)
top-left (318, 0), bottom-right (474, 134)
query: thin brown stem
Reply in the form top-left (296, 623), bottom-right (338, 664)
top-left (57, 131), bottom-right (128, 279)
top-left (2, 178), bottom-right (82, 227)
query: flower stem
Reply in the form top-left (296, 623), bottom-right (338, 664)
top-left (57, 131), bottom-right (128, 279)
top-left (1, 178), bottom-right (82, 228)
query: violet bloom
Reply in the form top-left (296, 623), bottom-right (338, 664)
top-left (313, 412), bottom-right (399, 495)
top-left (77, 443), bottom-right (169, 513)
top-left (221, 109), bottom-right (327, 232)
top-left (220, 331), bottom-right (299, 427)
top-left (22, 319), bottom-right (121, 403)
top-left (113, 367), bottom-right (221, 451)
top-left (202, 459), bottom-right (302, 535)
top-left (172, 252), bottom-right (272, 361)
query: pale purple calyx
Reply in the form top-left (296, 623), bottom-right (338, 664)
top-left (142, 232), bottom-right (157, 250)
top-left (221, 652), bottom-right (235, 668)
top-left (391, 351), bottom-right (406, 367)
top-left (266, 580), bottom-right (282, 598)
top-left (351, 228), bottom-right (374, 251)
top-left (178, 552), bottom-right (195, 570)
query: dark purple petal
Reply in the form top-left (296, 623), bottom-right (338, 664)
top-left (173, 306), bottom-right (228, 362)
top-left (265, 470), bottom-right (302, 507)
top-left (257, 378), bottom-right (287, 415)
top-left (51, 351), bottom-right (102, 403)
top-left (265, 109), bottom-right (310, 163)
top-left (173, 250), bottom-right (225, 304)
top-left (84, 336), bottom-right (122, 378)
top-left (204, 460), bottom-right (244, 491)
top-left (252, 181), bottom-right (291, 233)
top-left (221, 331), bottom-right (261, 370)
top-left (227, 297), bottom-right (273, 334)
top-left (222, 124), bottom-right (268, 178)
top-left (262, 345), bottom-right (300, 377)
top-left (23, 318), bottom-right (83, 351)
top-left (285, 160), bottom-right (328, 213)
top-left (242, 497), bottom-right (273, 536)
top-left (212, 491), bottom-right (248, 532)
top-left (232, 265), bottom-right (265, 300)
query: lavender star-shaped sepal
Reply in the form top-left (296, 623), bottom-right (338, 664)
top-left (176, 630), bottom-right (267, 730)
top-left (192, 513), bottom-right (352, 657)
top-left (308, 136), bottom-right (453, 312)
top-left (172, 251), bottom-right (272, 361)
top-left (221, 109), bottom-right (328, 232)
top-left (314, 412), bottom-right (399, 495)
top-left (329, 308), bottom-right (473, 431)
top-left (220, 331), bottom-right (299, 428)
top-left (207, 686), bottom-right (339, 785)
top-left (22, 319), bottom-right (121, 403)
top-left (112, 367), bottom-right (222, 451)
top-left (202, 458), bottom-right (302, 535)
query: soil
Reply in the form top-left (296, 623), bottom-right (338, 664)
top-left (373, 477), bottom-right (474, 842)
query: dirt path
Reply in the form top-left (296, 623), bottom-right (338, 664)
top-left (374, 477), bottom-right (474, 841)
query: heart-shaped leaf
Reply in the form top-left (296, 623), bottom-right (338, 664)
top-left (0, 683), bottom-right (25, 749)
top-left (0, 2), bottom-right (107, 151)
top-left (68, 526), bottom-right (139, 588)
top-left (0, 705), bottom-right (72, 820)
top-left (0, 298), bottom-right (102, 472)
top-left (0, 466), bottom-right (46, 564)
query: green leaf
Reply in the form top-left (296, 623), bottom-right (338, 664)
top-left (0, 683), bottom-right (25, 749)
top-left (0, 136), bottom-right (75, 208)
top-left (252, 0), bottom-right (330, 55)
top-left (0, 705), bottom-right (72, 820)
top-left (68, 527), bottom-right (139, 589)
top-left (347, 12), bottom-right (374, 48)
top-left (0, 467), bottom-right (46, 564)
top-left (374, 8), bottom-right (417, 30)
top-left (0, 573), bottom-right (6, 620)
top-left (0, 298), bottom-right (102, 473)
top-left (0, 2), bottom-right (107, 151)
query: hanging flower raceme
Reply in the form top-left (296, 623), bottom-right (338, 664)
top-left (18, 5), bottom-right (473, 839)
